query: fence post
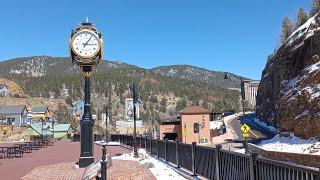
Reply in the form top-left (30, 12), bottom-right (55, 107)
top-left (249, 152), bottom-right (258, 180)
top-left (125, 135), bottom-right (128, 146)
top-left (176, 140), bottom-right (180, 168)
top-left (144, 135), bottom-right (147, 149)
top-left (157, 138), bottom-right (159, 158)
top-left (215, 144), bottom-right (221, 180)
top-left (121, 134), bottom-right (124, 145)
top-left (165, 139), bottom-right (168, 161)
top-left (150, 137), bottom-right (153, 154)
top-left (192, 142), bottom-right (197, 176)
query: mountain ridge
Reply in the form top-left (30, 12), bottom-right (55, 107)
top-left (0, 55), bottom-right (243, 122)
top-left (0, 56), bottom-right (248, 88)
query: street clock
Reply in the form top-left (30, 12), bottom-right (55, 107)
top-left (70, 19), bottom-right (103, 67)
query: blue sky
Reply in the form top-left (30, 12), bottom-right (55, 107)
top-left (0, 1), bottom-right (310, 79)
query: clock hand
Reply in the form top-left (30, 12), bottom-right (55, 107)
top-left (83, 36), bottom-right (92, 47)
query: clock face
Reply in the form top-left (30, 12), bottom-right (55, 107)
top-left (127, 109), bottom-right (133, 118)
top-left (71, 30), bottom-right (100, 58)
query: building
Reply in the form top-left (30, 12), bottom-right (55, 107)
top-left (27, 123), bottom-right (74, 140)
top-left (180, 106), bottom-right (212, 144)
top-left (32, 105), bottom-right (51, 123)
top-left (53, 124), bottom-right (74, 140)
top-left (0, 84), bottom-right (9, 97)
top-left (27, 123), bottom-right (52, 139)
top-left (159, 106), bottom-right (227, 144)
top-left (116, 120), bottom-right (145, 134)
top-left (242, 80), bottom-right (260, 109)
top-left (0, 105), bottom-right (28, 127)
top-left (159, 116), bottom-right (181, 141)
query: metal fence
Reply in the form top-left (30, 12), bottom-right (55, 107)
top-left (111, 134), bottom-right (320, 180)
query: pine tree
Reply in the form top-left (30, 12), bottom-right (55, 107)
top-left (310, 0), bottom-right (320, 16)
top-left (296, 8), bottom-right (309, 27)
top-left (280, 17), bottom-right (294, 43)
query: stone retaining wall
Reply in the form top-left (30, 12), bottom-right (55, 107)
top-left (248, 143), bottom-right (320, 168)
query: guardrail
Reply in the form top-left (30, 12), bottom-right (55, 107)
top-left (111, 134), bottom-right (320, 180)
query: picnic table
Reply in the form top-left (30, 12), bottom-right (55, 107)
top-left (0, 143), bottom-right (23, 158)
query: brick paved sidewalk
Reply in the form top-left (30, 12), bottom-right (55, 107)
top-left (22, 159), bottom-right (155, 180)
top-left (21, 162), bottom-right (84, 180)
top-left (0, 140), bottom-right (131, 180)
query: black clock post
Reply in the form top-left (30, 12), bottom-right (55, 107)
top-left (79, 66), bottom-right (94, 167)
top-left (70, 19), bottom-right (103, 168)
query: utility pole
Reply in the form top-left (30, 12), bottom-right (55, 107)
top-left (131, 83), bottom-right (139, 158)
top-left (241, 77), bottom-right (246, 118)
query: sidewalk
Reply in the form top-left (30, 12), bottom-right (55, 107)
top-left (0, 140), bottom-right (133, 180)
top-left (22, 159), bottom-right (156, 180)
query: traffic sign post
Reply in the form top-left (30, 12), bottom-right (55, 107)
top-left (240, 124), bottom-right (251, 154)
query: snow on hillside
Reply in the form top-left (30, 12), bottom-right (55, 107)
top-left (258, 134), bottom-right (320, 155)
top-left (286, 13), bottom-right (318, 46)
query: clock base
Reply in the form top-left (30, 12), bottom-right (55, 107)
top-left (78, 156), bottom-right (94, 168)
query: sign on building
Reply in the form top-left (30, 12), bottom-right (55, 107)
top-left (101, 113), bottom-right (109, 124)
top-left (125, 98), bottom-right (140, 120)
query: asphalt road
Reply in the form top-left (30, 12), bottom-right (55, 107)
top-left (227, 113), bottom-right (276, 145)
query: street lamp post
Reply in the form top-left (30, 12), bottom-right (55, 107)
top-left (105, 105), bottom-right (108, 142)
top-left (69, 18), bottom-right (103, 168)
top-left (52, 117), bottom-right (55, 140)
top-left (131, 83), bottom-right (139, 158)
top-left (41, 118), bottom-right (44, 140)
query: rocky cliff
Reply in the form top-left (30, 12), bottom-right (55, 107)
top-left (256, 14), bottom-right (320, 138)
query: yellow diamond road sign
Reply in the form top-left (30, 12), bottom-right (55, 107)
top-left (183, 128), bottom-right (189, 136)
top-left (240, 124), bottom-right (250, 133)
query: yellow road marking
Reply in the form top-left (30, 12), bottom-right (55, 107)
top-left (248, 129), bottom-right (259, 138)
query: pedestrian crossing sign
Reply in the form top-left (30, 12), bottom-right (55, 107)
top-left (240, 124), bottom-right (250, 134)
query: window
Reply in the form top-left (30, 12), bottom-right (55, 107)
top-left (194, 123), bottom-right (199, 133)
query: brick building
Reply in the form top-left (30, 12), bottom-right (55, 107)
top-left (159, 116), bottom-right (181, 141)
top-left (160, 106), bottom-right (217, 144)
top-left (180, 106), bottom-right (211, 144)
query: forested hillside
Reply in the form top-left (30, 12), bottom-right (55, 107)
top-left (0, 56), bottom-right (242, 122)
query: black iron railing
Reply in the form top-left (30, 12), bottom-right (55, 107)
top-left (111, 134), bottom-right (320, 180)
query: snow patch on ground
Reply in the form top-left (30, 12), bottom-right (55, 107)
top-left (94, 141), bottom-right (121, 146)
top-left (210, 121), bottom-right (224, 129)
top-left (253, 117), bottom-right (277, 133)
top-left (258, 134), bottom-right (320, 155)
top-left (112, 149), bottom-right (186, 180)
